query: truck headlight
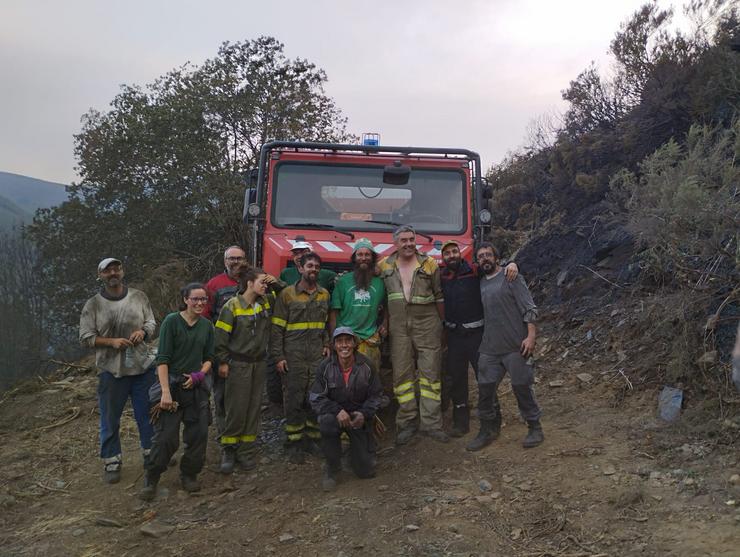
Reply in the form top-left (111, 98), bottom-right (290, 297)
top-left (247, 203), bottom-right (261, 217)
top-left (479, 209), bottom-right (492, 224)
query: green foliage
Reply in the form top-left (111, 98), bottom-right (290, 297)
top-left (491, 0), bottom-right (739, 229)
top-left (28, 36), bottom-right (353, 337)
top-left (610, 121), bottom-right (739, 287)
top-left (0, 232), bottom-right (47, 388)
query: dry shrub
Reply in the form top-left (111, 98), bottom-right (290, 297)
top-left (129, 259), bottom-right (191, 324)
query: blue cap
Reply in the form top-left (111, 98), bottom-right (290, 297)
top-left (332, 326), bottom-right (355, 340)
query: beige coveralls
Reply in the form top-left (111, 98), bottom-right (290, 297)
top-left (379, 251), bottom-right (444, 431)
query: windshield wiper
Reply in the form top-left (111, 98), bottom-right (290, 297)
top-left (363, 220), bottom-right (434, 242)
top-left (283, 223), bottom-right (355, 240)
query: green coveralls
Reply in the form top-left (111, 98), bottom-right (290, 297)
top-left (379, 251), bottom-right (444, 432)
top-left (270, 283), bottom-right (330, 445)
top-left (214, 292), bottom-right (274, 460)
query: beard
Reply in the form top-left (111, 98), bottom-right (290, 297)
top-left (353, 264), bottom-right (373, 290)
top-left (480, 261), bottom-right (496, 274)
top-left (445, 258), bottom-right (461, 271)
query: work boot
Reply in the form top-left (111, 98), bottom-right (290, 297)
top-left (449, 405), bottom-right (470, 437)
top-left (139, 471), bottom-right (159, 502)
top-left (180, 474), bottom-right (200, 493)
top-left (236, 453), bottom-right (257, 471)
top-left (287, 442), bottom-right (305, 464)
top-left (303, 437), bottom-right (322, 457)
top-left (219, 446), bottom-right (236, 475)
top-left (236, 443), bottom-right (257, 471)
top-left (466, 416), bottom-right (501, 452)
top-left (425, 428), bottom-right (450, 443)
top-left (321, 464), bottom-right (339, 492)
top-left (395, 426), bottom-right (417, 446)
top-left (522, 420), bottom-right (544, 448)
top-left (103, 460), bottom-right (121, 484)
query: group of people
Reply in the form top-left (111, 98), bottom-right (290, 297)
top-left (80, 225), bottom-right (543, 499)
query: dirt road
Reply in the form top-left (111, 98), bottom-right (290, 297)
top-left (1, 315), bottom-right (738, 556)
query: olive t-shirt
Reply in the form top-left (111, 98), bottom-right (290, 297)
top-left (155, 312), bottom-right (215, 375)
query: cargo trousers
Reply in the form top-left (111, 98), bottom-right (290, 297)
top-left (477, 352), bottom-right (542, 422)
top-left (221, 360), bottom-right (266, 458)
top-left (146, 390), bottom-right (209, 479)
top-left (389, 304), bottom-right (443, 431)
top-left (284, 352), bottom-right (324, 443)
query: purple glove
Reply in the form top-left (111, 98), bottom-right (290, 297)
top-left (188, 371), bottom-right (205, 386)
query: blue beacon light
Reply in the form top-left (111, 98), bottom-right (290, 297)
top-left (362, 133), bottom-right (380, 146)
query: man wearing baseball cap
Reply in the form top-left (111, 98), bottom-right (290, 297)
top-left (310, 327), bottom-right (383, 491)
top-left (79, 258), bottom-right (156, 484)
top-left (279, 240), bottom-right (337, 293)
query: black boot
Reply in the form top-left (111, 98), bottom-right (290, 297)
top-left (466, 419), bottom-right (494, 451)
top-left (465, 412), bottom-right (501, 452)
top-left (449, 404), bottom-right (470, 437)
top-left (180, 474), bottom-right (201, 493)
top-left (139, 471), bottom-right (159, 502)
top-left (522, 420), bottom-right (544, 448)
top-left (219, 446), bottom-right (236, 474)
top-left (287, 441), bottom-right (305, 464)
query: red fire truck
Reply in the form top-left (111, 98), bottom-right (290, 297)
top-left (244, 138), bottom-right (493, 403)
top-left (243, 139), bottom-right (493, 272)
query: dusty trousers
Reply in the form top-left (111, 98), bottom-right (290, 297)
top-left (146, 392), bottom-right (209, 478)
top-left (221, 360), bottom-right (265, 455)
top-left (318, 414), bottom-right (375, 478)
top-left (283, 356), bottom-right (323, 443)
top-left (389, 304), bottom-right (443, 431)
top-left (477, 352), bottom-right (542, 422)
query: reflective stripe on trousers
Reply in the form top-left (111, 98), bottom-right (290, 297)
top-left (388, 304), bottom-right (443, 431)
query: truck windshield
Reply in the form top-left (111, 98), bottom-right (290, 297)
top-left (271, 163), bottom-right (466, 233)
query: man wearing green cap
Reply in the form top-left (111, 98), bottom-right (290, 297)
top-left (329, 238), bottom-right (387, 380)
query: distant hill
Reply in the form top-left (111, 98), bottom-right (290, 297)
top-left (0, 171), bottom-right (68, 231)
top-left (0, 193), bottom-right (31, 231)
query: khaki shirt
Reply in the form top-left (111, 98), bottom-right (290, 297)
top-left (379, 251), bottom-right (444, 314)
top-left (270, 282), bottom-right (330, 363)
top-left (215, 292), bottom-right (274, 363)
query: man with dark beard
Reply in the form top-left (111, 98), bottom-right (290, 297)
top-left (470, 242), bottom-right (542, 452)
top-left (441, 241), bottom-right (518, 437)
top-left (271, 252), bottom-right (331, 463)
top-left (329, 239), bottom-right (387, 377)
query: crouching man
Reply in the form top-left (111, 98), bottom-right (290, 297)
top-left (309, 327), bottom-right (383, 491)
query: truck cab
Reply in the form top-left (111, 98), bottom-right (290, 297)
top-left (244, 140), bottom-right (492, 273)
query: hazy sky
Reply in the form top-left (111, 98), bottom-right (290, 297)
top-left (1, 0), bottom-right (679, 184)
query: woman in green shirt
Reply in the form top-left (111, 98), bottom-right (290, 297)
top-left (140, 283), bottom-right (215, 501)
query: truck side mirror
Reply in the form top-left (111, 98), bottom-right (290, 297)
top-left (482, 185), bottom-right (493, 199)
top-left (383, 161), bottom-right (410, 185)
top-left (248, 168), bottom-right (259, 187)
top-left (243, 188), bottom-right (259, 223)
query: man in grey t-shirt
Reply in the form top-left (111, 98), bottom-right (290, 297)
top-left (79, 258), bottom-right (157, 483)
top-left (467, 242), bottom-right (544, 452)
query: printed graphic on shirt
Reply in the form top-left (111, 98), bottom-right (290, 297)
top-left (353, 288), bottom-right (372, 304)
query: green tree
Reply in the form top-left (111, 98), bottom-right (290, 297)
top-left (28, 36), bottom-right (353, 336)
top-left (0, 231), bottom-right (48, 387)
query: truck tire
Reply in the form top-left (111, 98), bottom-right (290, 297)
top-left (266, 359), bottom-right (284, 405)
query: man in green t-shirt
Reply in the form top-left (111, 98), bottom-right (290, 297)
top-left (280, 241), bottom-right (337, 293)
top-left (329, 239), bottom-right (388, 385)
